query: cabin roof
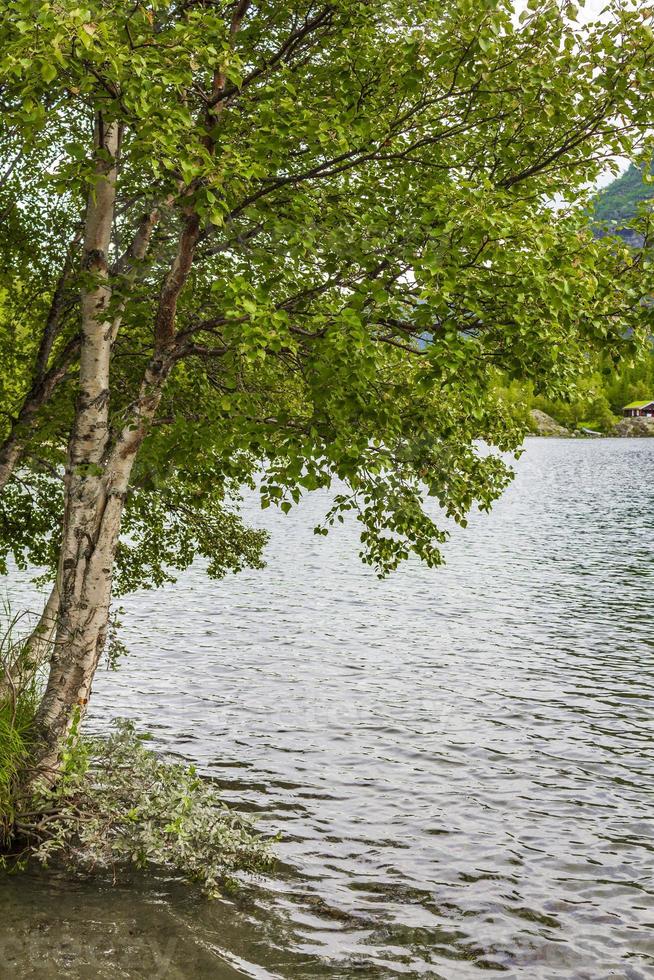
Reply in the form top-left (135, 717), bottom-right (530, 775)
top-left (623, 400), bottom-right (654, 409)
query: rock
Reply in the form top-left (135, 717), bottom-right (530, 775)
top-left (529, 409), bottom-right (570, 437)
top-left (610, 416), bottom-right (654, 437)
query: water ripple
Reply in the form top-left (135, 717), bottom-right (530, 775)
top-left (3, 438), bottom-right (654, 978)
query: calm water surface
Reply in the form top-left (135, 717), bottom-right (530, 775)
top-left (2, 439), bottom-right (654, 979)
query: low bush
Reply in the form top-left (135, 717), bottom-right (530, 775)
top-left (19, 720), bottom-right (275, 897)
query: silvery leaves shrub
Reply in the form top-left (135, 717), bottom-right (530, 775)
top-left (31, 720), bottom-right (274, 897)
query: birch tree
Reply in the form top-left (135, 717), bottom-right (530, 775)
top-left (0, 0), bottom-right (653, 781)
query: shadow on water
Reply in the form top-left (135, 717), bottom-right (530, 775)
top-left (3, 439), bottom-right (654, 978)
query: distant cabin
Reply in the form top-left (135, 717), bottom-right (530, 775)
top-left (623, 400), bottom-right (654, 418)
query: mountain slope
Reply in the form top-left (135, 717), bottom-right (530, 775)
top-left (593, 161), bottom-right (654, 225)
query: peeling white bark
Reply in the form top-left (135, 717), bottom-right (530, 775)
top-left (32, 124), bottom-right (185, 778)
top-left (33, 116), bottom-right (122, 775)
top-left (31, 43), bottom-right (231, 774)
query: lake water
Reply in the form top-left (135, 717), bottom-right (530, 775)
top-left (2, 438), bottom-right (654, 979)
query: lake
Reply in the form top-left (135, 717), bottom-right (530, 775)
top-left (2, 438), bottom-right (653, 979)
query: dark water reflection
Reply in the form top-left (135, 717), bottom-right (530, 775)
top-left (3, 439), bottom-right (654, 978)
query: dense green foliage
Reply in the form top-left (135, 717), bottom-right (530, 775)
top-left (499, 155), bottom-right (654, 432)
top-left (1, 0), bottom-right (653, 580)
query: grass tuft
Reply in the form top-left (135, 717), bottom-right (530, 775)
top-left (0, 606), bottom-right (42, 847)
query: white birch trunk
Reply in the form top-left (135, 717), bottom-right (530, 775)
top-left (31, 115), bottom-right (122, 776)
top-left (33, 355), bottom-right (174, 776)
top-left (32, 124), bottom-right (199, 780)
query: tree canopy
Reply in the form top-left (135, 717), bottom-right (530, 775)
top-left (1, 0), bottom-right (653, 590)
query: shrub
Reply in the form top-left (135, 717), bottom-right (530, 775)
top-left (24, 720), bottom-right (274, 897)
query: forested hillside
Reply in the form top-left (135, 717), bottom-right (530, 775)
top-left (594, 161), bottom-right (654, 225)
top-left (502, 353), bottom-right (654, 434)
